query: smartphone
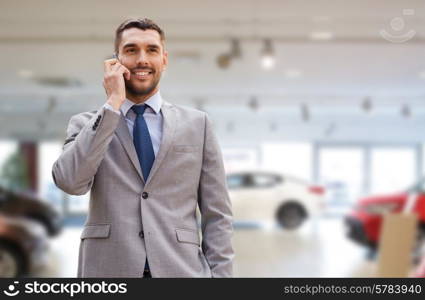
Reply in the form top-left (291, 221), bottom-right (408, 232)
top-left (111, 54), bottom-right (129, 80)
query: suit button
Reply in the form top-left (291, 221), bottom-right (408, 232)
top-left (139, 230), bottom-right (144, 238)
top-left (142, 192), bottom-right (149, 199)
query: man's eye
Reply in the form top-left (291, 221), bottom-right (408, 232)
top-left (149, 48), bottom-right (158, 53)
top-left (126, 48), bottom-right (136, 53)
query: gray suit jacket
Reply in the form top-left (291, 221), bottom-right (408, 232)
top-left (52, 101), bottom-right (234, 278)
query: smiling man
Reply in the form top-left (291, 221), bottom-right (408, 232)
top-left (52, 18), bottom-right (234, 278)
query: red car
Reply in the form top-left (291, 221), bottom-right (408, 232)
top-left (345, 179), bottom-right (425, 250)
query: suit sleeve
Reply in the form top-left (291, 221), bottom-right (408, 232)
top-left (198, 113), bottom-right (234, 278)
top-left (52, 105), bottom-right (121, 195)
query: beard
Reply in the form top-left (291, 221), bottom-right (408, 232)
top-left (125, 72), bottom-right (161, 97)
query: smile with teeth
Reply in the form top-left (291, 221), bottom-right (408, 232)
top-left (134, 70), bottom-right (153, 79)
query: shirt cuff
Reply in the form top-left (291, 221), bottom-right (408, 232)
top-left (103, 103), bottom-right (121, 115)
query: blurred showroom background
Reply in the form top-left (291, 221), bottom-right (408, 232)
top-left (0, 0), bottom-right (425, 277)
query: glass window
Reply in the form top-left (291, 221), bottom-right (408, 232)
top-left (0, 141), bottom-right (18, 188)
top-left (408, 177), bottom-right (425, 193)
top-left (319, 147), bottom-right (364, 205)
top-left (227, 174), bottom-right (246, 189)
top-left (38, 142), bottom-right (63, 208)
top-left (262, 142), bottom-right (312, 181)
top-left (251, 173), bottom-right (279, 188)
top-left (222, 148), bottom-right (258, 172)
top-left (39, 141), bottom-right (89, 215)
top-left (420, 179), bottom-right (425, 193)
top-left (0, 141), bottom-right (17, 170)
top-left (370, 147), bottom-right (415, 194)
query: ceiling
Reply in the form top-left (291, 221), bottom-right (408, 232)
top-left (0, 0), bottom-right (424, 142)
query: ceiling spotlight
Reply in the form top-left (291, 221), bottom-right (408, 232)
top-left (230, 38), bottom-right (242, 59)
top-left (37, 119), bottom-right (47, 131)
top-left (216, 53), bottom-right (232, 69)
top-left (401, 104), bottom-right (411, 118)
top-left (362, 96), bottom-right (373, 113)
top-left (325, 122), bottom-right (336, 137)
top-left (260, 39), bottom-right (275, 70)
top-left (216, 38), bottom-right (241, 69)
top-left (301, 103), bottom-right (310, 122)
top-left (248, 96), bottom-right (259, 111)
top-left (46, 96), bottom-right (57, 114)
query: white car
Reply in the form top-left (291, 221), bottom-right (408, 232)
top-left (226, 170), bottom-right (325, 229)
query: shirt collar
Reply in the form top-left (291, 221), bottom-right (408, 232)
top-left (120, 90), bottom-right (162, 116)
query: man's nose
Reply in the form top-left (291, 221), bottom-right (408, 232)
top-left (136, 50), bottom-right (148, 65)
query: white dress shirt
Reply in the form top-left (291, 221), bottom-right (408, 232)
top-left (104, 90), bottom-right (164, 156)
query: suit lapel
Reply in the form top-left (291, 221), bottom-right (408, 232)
top-left (114, 101), bottom-right (177, 186)
top-left (115, 113), bottom-right (145, 183)
top-left (145, 101), bottom-right (176, 187)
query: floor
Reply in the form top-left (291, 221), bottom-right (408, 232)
top-left (36, 216), bottom-right (377, 277)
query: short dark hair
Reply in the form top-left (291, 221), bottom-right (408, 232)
top-left (114, 18), bottom-right (165, 54)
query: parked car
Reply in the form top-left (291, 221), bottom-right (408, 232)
top-left (0, 214), bottom-right (48, 277)
top-left (345, 177), bottom-right (425, 251)
top-left (0, 186), bottom-right (63, 237)
top-left (226, 170), bottom-right (325, 229)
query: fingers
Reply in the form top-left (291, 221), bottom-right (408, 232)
top-left (111, 62), bottom-right (122, 72)
top-left (115, 64), bottom-right (131, 80)
top-left (104, 59), bottom-right (131, 82)
top-left (104, 59), bottom-right (130, 80)
top-left (121, 65), bottom-right (131, 80)
top-left (104, 58), bottom-right (118, 72)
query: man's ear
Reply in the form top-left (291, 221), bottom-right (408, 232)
top-left (162, 50), bottom-right (168, 70)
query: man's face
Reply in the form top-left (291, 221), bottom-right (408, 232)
top-left (117, 28), bottom-right (168, 97)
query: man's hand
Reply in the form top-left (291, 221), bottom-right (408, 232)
top-left (103, 58), bottom-right (131, 111)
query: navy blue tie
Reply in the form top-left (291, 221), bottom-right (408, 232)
top-left (131, 104), bottom-right (155, 274)
top-left (132, 105), bottom-right (155, 182)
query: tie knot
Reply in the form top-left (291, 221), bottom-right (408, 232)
top-left (132, 105), bottom-right (148, 115)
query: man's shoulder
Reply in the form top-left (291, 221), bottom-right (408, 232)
top-left (164, 101), bottom-right (206, 120)
top-left (68, 109), bottom-right (99, 128)
top-left (73, 110), bottom-right (97, 119)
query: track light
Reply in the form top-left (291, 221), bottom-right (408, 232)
top-left (269, 122), bottom-right (278, 132)
top-left (248, 96), bottom-right (259, 111)
top-left (230, 38), bottom-right (241, 59)
top-left (401, 104), bottom-right (411, 118)
top-left (260, 39), bottom-right (275, 70)
top-left (362, 96), bottom-right (373, 113)
top-left (301, 103), bottom-right (310, 122)
top-left (216, 38), bottom-right (241, 69)
top-left (216, 53), bottom-right (232, 69)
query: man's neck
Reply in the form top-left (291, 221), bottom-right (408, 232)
top-left (126, 87), bottom-right (159, 105)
